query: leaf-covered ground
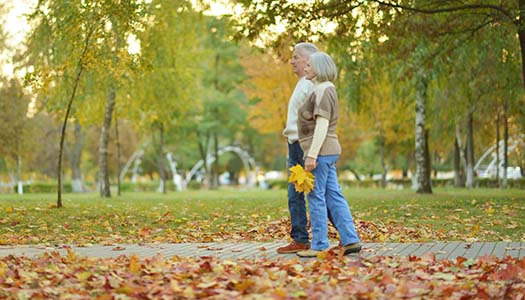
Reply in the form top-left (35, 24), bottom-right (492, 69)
top-left (0, 189), bottom-right (523, 246)
top-left (0, 189), bottom-right (524, 299)
top-left (1, 250), bottom-right (524, 299)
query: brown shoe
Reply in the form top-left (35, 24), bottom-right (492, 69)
top-left (277, 241), bottom-right (309, 254)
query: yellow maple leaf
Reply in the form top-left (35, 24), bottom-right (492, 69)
top-left (288, 164), bottom-right (315, 195)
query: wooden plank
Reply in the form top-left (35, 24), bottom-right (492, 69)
top-left (236, 243), bottom-right (269, 259)
top-left (397, 243), bottom-right (424, 256)
top-left (161, 243), bottom-right (196, 257)
top-left (504, 242), bottom-right (521, 258)
top-left (447, 243), bottom-right (470, 259)
top-left (389, 243), bottom-right (413, 256)
top-left (373, 243), bottom-right (400, 256)
top-left (477, 242), bottom-right (496, 257)
top-left (492, 242), bottom-right (508, 258)
top-left (424, 242), bottom-right (448, 257)
top-left (360, 243), bottom-right (384, 258)
top-left (410, 243), bottom-right (437, 257)
top-left (436, 242), bottom-right (462, 260)
top-left (461, 242), bottom-right (483, 259)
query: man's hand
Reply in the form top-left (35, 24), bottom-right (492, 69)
top-left (304, 156), bottom-right (317, 172)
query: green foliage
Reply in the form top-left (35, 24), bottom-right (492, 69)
top-left (0, 78), bottom-right (31, 160)
top-left (133, 0), bottom-right (206, 129)
top-left (14, 181), bottom-right (73, 193)
top-left (267, 178), bottom-right (525, 190)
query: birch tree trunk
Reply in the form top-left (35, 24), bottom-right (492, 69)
top-left (502, 97), bottom-right (509, 189)
top-left (115, 117), bottom-right (121, 196)
top-left (414, 67), bottom-right (432, 194)
top-left (98, 86), bottom-right (115, 198)
top-left (155, 125), bottom-right (167, 194)
top-left (453, 137), bottom-right (464, 187)
top-left (16, 155), bottom-right (23, 195)
top-left (465, 110), bottom-right (474, 189)
top-left (496, 112), bottom-right (500, 184)
top-left (378, 135), bottom-right (387, 188)
top-left (211, 132), bottom-right (219, 189)
top-left (455, 125), bottom-right (469, 186)
top-left (71, 120), bottom-right (84, 193)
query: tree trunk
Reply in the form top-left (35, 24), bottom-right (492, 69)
top-left (496, 112), bottom-right (500, 184)
top-left (521, 120), bottom-right (525, 177)
top-left (155, 125), bottom-right (167, 194)
top-left (455, 125), bottom-right (468, 186)
top-left (98, 86), bottom-right (116, 198)
top-left (349, 168), bottom-right (362, 181)
top-left (197, 132), bottom-right (211, 189)
top-left (465, 110), bottom-right (474, 189)
top-left (57, 66), bottom-right (86, 207)
top-left (211, 132), bottom-right (219, 189)
top-left (414, 68), bottom-right (432, 194)
top-left (424, 129), bottom-right (432, 187)
top-left (115, 116), bottom-right (121, 196)
top-left (70, 120), bottom-right (84, 193)
top-left (378, 135), bottom-right (387, 188)
top-left (502, 97), bottom-right (509, 189)
top-left (518, 0), bottom-right (525, 90)
top-left (16, 155), bottom-right (23, 195)
top-left (453, 136), bottom-right (464, 187)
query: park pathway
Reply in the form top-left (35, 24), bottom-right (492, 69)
top-left (0, 242), bottom-right (523, 260)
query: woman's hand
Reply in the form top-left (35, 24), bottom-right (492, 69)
top-left (304, 156), bottom-right (317, 172)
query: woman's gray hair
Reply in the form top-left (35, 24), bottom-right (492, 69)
top-left (309, 52), bottom-right (337, 82)
top-left (294, 42), bottom-right (318, 58)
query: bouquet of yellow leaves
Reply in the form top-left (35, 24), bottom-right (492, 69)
top-left (288, 164), bottom-right (315, 195)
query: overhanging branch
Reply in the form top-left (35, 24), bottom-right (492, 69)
top-left (365, 0), bottom-right (514, 23)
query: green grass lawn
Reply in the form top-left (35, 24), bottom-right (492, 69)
top-left (0, 188), bottom-right (523, 245)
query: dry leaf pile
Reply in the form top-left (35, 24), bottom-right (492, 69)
top-left (0, 251), bottom-right (524, 299)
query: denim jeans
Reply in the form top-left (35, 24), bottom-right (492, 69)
top-left (308, 155), bottom-right (360, 250)
top-left (287, 142), bottom-right (309, 244)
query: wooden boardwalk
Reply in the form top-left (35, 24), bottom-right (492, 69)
top-left (0, 242), bottom-right (523, 260)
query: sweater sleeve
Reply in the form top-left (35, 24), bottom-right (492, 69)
top-left (307, 117), bottom-right (329, 159)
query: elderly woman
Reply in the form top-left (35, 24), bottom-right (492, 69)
top-left (296, 52), bottom-right (361, 257)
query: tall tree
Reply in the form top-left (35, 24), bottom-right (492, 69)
top-left (235, 0), bottom-right (524, 192)
top-left (0, 78), bottom-right (32, 194)
top-left (192, 17), bottom-right (248, 189)
top-left (135, 0), bottom-right (206, 192)
top-left (25, 0), bottom-right (145, 204)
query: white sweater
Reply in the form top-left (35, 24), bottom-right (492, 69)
top-left (283, 77), bottom-right (313, 143)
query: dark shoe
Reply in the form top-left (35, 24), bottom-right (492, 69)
top-left (277, 241), bottom-right (309, 254)
top-left (297, 249), bottom-right (322, 257)
top-left (342, 242), bottom-right (361, 255)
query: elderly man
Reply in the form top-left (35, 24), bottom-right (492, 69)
top-left (277, 42), bottom-right (318, 254)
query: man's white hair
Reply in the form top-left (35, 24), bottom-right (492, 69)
top-left (294, 42), bottom-right (318, 58)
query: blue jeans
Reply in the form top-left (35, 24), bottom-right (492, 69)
top-left (287, 142), bottom-right (309, 244)
top-left (308, 155), bottom-right (360, 250)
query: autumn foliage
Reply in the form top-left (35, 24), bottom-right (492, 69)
top-left (288, 164), bottom-right (315, 195)
top-left (0, 250), bottom-right (524, 299)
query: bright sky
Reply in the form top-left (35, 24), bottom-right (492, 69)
top-left (0, 0), bottom-right (242, 77)
top-left (1, 0), bottom-right (36, 77)
top-left (1, 0), bottom-right (325, 77)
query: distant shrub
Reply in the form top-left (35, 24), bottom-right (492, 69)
top-left (14, 182), bottom-right (72, 193)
